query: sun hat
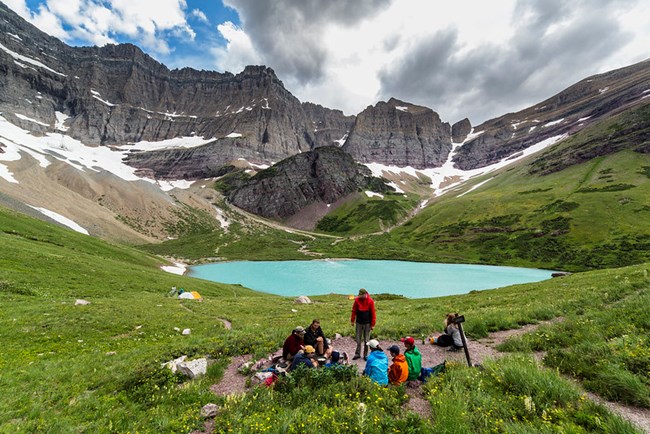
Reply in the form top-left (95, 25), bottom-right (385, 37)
top-left (304, 345), bottom-right (315, 354)
top-left (294, 326), bottom-right (306, 334)
top-left (366, 339), bottom-right (380, 349)
top-left (401, 336), bottom-right (415, 346)
top-left (387, 345), bottom-right (400, 354)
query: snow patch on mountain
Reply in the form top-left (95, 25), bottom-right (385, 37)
top-left (0, 114), bottom-right (194, 191)
top-left (365, 130), bottom-right (567, 197)
top-left (27, 205), bottom-right (89, 234)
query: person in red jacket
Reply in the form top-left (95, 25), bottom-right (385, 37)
top-left (350, 288), bottom-right (376, 360)
top-left (282, 326), bottom-right (306, 360)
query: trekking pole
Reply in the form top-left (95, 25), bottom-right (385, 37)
top-left (454, 315), bottom-right (472, 367)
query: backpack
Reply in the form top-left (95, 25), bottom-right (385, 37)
top-left (419, 361), bottom-right (446, 382)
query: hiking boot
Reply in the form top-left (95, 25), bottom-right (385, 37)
top-left (363, 356), bottom-right (368, 361)
top-left (352, 355), bottom-right (361, 360)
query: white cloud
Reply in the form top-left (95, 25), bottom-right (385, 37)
top-left (3, 0), bottom-right (32, 19)
top-left (211, 21), bottom-right (261, 73)
top-left (191, 8), bottom-right (208, 23)
top-left (224, 0), bottom-right (650, 122)
top-left (12, 0), bottom-right (197, 55)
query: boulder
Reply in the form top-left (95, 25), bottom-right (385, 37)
top-left (201, 403), bottom-right (219, 418)
top-left (295, 296), bottom-right (312, 304)
top-left (177, 358), bottom-right (208, 379)
top-left (162, 355), bottom-right (187, 373)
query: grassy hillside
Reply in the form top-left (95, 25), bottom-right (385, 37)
top-left (312, 148), bottom-right (650, 271)
top-left (315, 192), bottom-right (420, 235)
top-left (1, 205), bottom-right (648, 432)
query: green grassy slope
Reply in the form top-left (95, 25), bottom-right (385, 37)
top-left (315, 192), bottom-right (420, 235)
top-left (1, 205), bottom-right (648, 432)
top-left (314, 148), bottom-right (650, 271)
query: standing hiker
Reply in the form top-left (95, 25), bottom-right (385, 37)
top-left (350, 288), bottom-right (376, 360)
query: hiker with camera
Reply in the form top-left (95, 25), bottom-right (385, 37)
top-left (430, 313), bottom-right (464, 351)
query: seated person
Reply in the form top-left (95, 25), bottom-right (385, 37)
top-left (282, 326), bottom-right (306, 360)
top-left (387, 345), bottom-right (409, 386)
top-left (290, 345), bottom-right (318, 371)
top-left (304, 319), bottom-right (333, 358)
top-left (430, 313), bottom-right (464, 350)
top-left (401, 336), bottom-right (422, 382)
top-left (363, 339), bottom-right (388, 385)
top-left (324, 351), bottom-right (342, 368)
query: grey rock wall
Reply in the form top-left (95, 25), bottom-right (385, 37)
top-left (343, 98), bottom-right (452, 169)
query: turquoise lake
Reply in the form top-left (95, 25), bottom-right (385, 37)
top-left (188, 260), bottom-right (555, 298)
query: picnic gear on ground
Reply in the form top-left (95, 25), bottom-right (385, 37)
top-left (178, 291), bottom-right (202, 300)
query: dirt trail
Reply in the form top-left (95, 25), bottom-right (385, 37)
top-left (203, 320), bottom-right (649, 433)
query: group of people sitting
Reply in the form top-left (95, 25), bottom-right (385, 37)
top-left (282, 319), bottom-right (345, 371)
top-left (363, 336), bottom-right (423, 386)
top-left (281, 312), bottom-right (464, 386)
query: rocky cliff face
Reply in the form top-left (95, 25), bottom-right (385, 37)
top-left (453, 59), bottom-right (650, 170)
top-left (0, 3), bottom-right (316, 161)
top-left (226, 146), bottom-right (379, 219)
top-left (343, 98), bottom-right (452, 169)
top-left (301, 102), bottom-right (356, 148)
top-left (451, 118), bottom-right (472, 143)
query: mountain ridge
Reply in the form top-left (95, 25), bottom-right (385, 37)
top-left (0, 0), bottom-right (649, 257)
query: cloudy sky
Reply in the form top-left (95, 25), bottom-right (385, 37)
top-left (5, 0), bottom-right (650, 124)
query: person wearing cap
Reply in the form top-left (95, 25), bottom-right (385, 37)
top-left (387, 345), bottom-right (409, 386)
top-left (362, 339), bottom-right (388, 385)
top-left (290, 345), bottom-right (318, 371)
top-left (324, 351), bottom-right (344, 368)
top-left (304, 319), bottom-right (332, 358)
top-left (350, 288), bottom-right (376, 360)
top-left (401, 336), bottom-right (422, 382)
top-left (282, 326), bottom-right (306, 360)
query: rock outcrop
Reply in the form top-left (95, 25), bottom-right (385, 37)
top-left (301, 102), bottom-right (355, 148)
top-left (452, 118), bottom-right (472, 143)
top-left (343, 98), bottom-right (452, 169)
top-left (225, 146), bottom-right (384, 219)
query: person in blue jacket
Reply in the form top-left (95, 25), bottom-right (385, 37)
top-left (363, 339), bottom-right (388, 385)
